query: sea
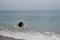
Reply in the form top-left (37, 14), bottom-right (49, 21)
top-left (0, 10), bottom-right (60, 40)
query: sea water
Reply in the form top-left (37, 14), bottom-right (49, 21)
top-left (0, 10), bottom-right (60, 40)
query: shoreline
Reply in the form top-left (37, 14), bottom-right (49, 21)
top-left (0, 35), bottom-right (25, 40)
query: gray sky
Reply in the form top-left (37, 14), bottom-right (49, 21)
top-left (0, 0), bottom-right (60, 10)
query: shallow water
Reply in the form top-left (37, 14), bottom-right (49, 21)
top-left (0, 10), bottom-right (60, 40)
top-left (0, 29), bottom-right (60, 40)
top-left (0, 10), bottom-right (60, 33)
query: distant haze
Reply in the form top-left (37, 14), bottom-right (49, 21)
top-left (0, 0), bottom-right (60, 10)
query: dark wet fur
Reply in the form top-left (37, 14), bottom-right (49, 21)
top-left (18, 22), bottom-right (24, 28)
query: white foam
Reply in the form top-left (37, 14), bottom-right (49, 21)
top-left (0, 30), bottom-right (60, 40)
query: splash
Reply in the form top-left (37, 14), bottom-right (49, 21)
top-left (0, 29), bottom-right (60, 40)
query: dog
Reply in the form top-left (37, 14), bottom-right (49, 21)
top-left (18, 22), bottom-right (24, 28)
top-left (13, 22), bottom-right (24, 29)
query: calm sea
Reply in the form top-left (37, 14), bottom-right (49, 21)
top-left (0, 10), bottom-right (60, 33)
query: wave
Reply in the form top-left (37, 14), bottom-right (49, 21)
top-left (0, 29), bottom-right (60, 40)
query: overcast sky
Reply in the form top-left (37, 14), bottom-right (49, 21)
top-left (0, 0), bottom-right (60, 10)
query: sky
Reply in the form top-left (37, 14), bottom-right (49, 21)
top-left (0, 0), bottom-right (60, 10)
